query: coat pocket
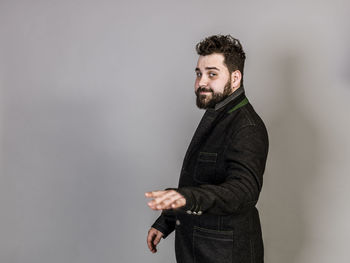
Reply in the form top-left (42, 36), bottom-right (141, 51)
top-left (193, 226), bottom-right (233, 263)
top-left (194, 152), bottom-right (217, 184)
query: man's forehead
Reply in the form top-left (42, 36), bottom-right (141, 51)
top-left (196, 53), bottom-right (226, 70)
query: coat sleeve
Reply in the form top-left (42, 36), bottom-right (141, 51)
top-left (174, 124), bottom-right (269, 216)
top-left (151, 208), bottom-right (176, 239)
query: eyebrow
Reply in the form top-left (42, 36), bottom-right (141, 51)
top-left (195, 67), bottom-right (220, 71)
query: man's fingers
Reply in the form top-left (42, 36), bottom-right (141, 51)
top-left (145, 191), bottom-right (166, 198)
top-left (147, 228), bottom-right (164, 253)
top-left (147, 229), bottom-right (160, 253)
top-left (153, 231), bottom-right (163, 246)
top-left (145, 189), bottom-right (186, 210)
top-left (151, 192), bottom-right (178, 209)
top-left (147, 230), bottom-right (156, 252)
top-left (170, 197), bottom-right (186, 209)
top-left (147, 191), bottom-right (178, 208)
top-left (164, 197), bottom-right (186, 209)
top-left (163, 195), bottom-right (186, 209)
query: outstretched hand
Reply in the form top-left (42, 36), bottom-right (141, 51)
top-left (145, 189), bottom-right (186, 210)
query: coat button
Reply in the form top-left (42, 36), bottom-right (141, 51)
top-left (186, 210), bottom-right (192, 214)
top-left (176, 219), bottom-right (181, 226)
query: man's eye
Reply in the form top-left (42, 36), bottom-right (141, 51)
top-left (196, 72), bottom-right (202, 77)
top-left (209, 72), bottom-right (217, 77)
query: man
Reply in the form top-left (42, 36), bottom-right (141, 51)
top-left (145, 34), bottom-right (269, 263)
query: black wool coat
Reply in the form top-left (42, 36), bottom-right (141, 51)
top-left (152, 87), bottom-right (269, 263)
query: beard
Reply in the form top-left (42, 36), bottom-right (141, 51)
top-left (195, 77), bottom-right (232, 109)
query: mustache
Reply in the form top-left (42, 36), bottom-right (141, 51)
top-left (196, 87), bottom-right (213, 95)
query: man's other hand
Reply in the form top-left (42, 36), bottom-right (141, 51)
top-left (145, 190), bottom-right (186, 210)
top-left (147, 227), bottom-right (164, 253)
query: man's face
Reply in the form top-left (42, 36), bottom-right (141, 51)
top-left (194, 53), bottom-right (232, 109)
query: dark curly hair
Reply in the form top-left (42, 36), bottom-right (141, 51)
top-left (195, 34), bottom-right (246, 85)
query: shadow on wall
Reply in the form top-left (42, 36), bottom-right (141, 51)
top-left (261, 54), bottom-right (322, 263)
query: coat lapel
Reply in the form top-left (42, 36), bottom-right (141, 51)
top-left (182, 109), bottom-right (220, 167)
top-left (181, 89), bottom-right (247, 171)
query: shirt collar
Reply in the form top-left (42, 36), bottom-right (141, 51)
top-left (214, 85), bottom-right (245, 111)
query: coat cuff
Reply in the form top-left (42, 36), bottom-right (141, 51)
top-left (151, 210), bottom-right (176, 239)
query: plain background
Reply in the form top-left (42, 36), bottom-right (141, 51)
top-left (1, 0), bottom-right (350, 262)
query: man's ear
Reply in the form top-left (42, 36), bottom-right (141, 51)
top-left (231, 70), bottom-right (242, 90)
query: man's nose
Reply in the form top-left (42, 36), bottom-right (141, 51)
top-left (198, 75), bottom-right (208, 87)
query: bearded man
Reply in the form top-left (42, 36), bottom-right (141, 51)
top-left (145, 34), bottom-right (269, 263)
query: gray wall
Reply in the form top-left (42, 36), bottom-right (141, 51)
top-left (1, 0), bottom-right (350, 262)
